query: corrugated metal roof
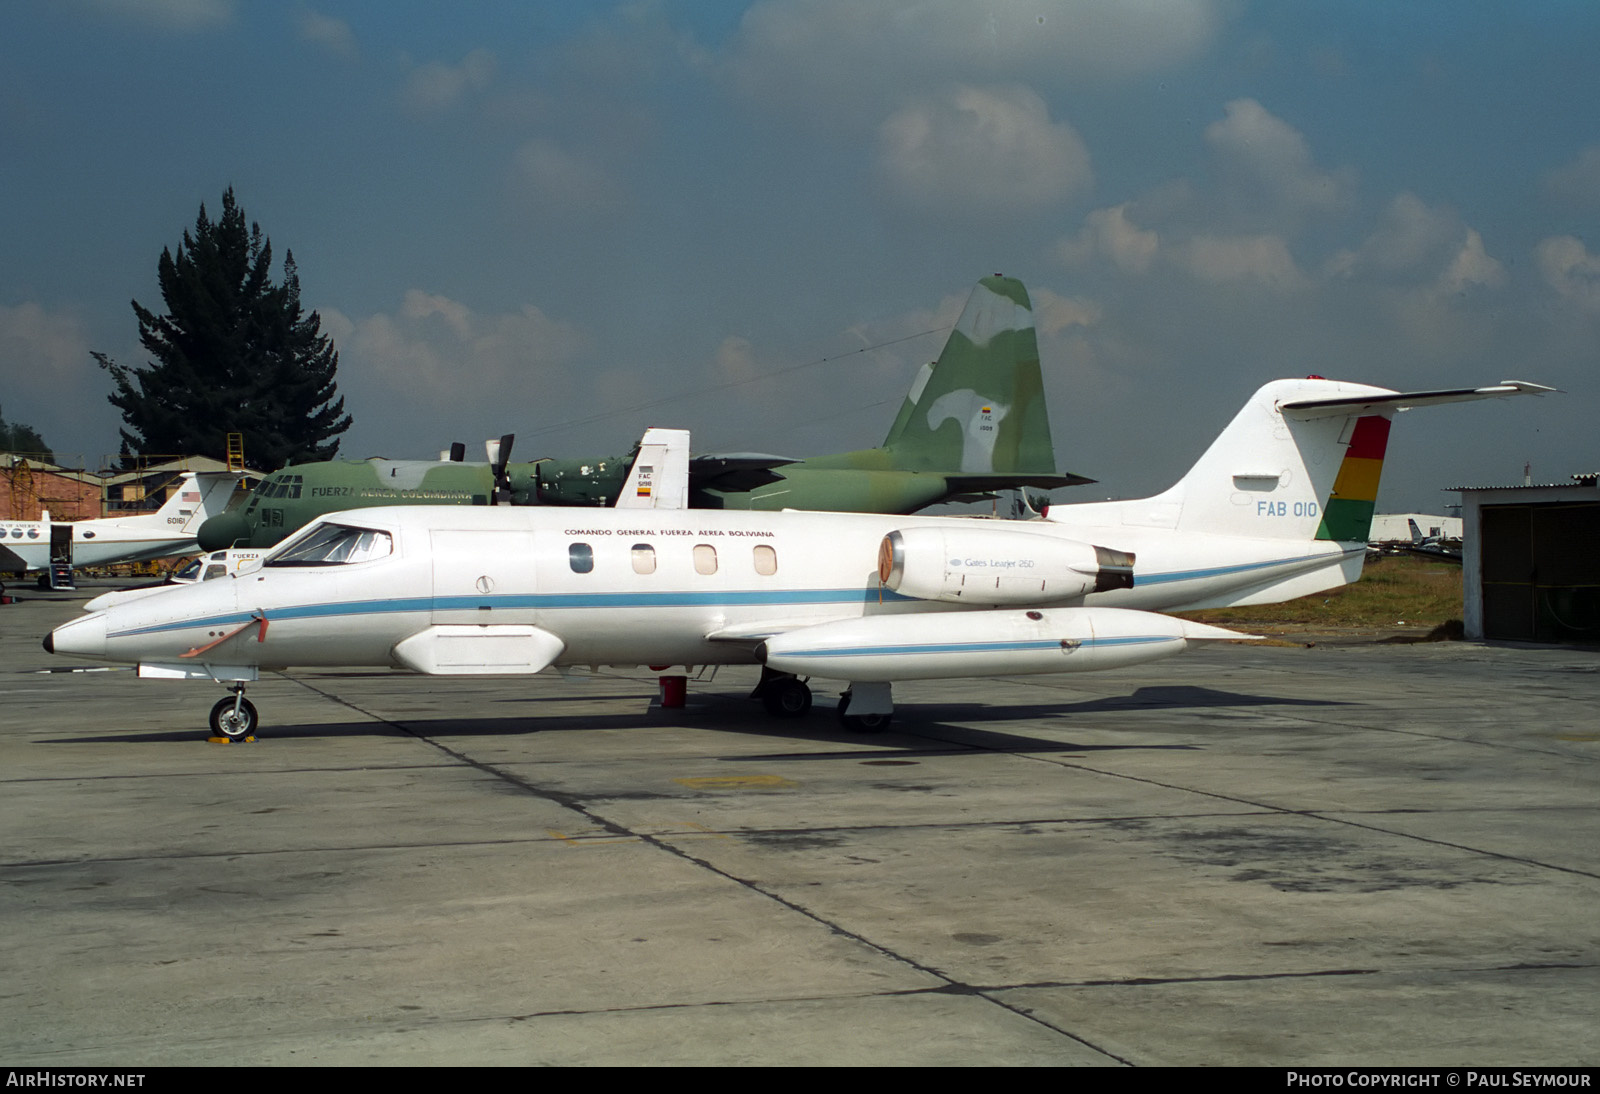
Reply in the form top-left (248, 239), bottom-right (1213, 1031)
top-left (1449, 480), bottom-right (1599, 492)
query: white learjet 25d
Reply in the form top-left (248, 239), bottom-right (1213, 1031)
top-left (44, 377), bottom-right (1549, 739)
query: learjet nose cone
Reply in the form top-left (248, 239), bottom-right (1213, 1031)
top-left (47, 612), bottom-right (109, 660)
top-left (197, 512), bottom-right (248, 552)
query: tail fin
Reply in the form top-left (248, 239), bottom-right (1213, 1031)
top-left (1093, 378), bottom-right (1551, 544)
top-left (881, 276), bottom-right (1056, 474)
top-left (141, 472), bottom-right (244, 534)
top-left (615, 428), bottom-right (690, 509)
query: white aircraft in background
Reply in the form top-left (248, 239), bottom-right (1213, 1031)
top-left (44, 378), bottom-right (1549, 739)
top-left (1, 471), bottom-right (243, 579)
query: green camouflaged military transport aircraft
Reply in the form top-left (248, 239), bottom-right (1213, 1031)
top-left (196, 276), bottom-right (1090, 552)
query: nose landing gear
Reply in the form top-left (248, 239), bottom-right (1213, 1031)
top-left (209, 686), bottom-right (259, 740)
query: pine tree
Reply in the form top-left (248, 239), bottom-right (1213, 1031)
top-left (0, 405), bottom-right (53, 463)
top-left (95, 188), bottom-right (352, 469)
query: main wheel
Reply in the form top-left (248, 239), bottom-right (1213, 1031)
top-left (761, 676), bottom-right (812, 718)
top-left (836, 691), bottom-right (891, 733)
top-left (209, 696), bottom-right (259, 739)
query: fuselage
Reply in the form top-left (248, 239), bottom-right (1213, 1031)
top-left (2, 516), bottom-right (216, 572)
top-left (47, 504), bottom-right (1352, 675)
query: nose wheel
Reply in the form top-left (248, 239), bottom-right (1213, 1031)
top-left (209, 688), bottom-right (259, 740)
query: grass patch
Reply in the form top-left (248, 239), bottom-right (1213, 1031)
top-left (1180, 554), bottom-right (1463, 630)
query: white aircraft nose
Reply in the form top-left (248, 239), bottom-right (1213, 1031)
top-left (47, 612), bottom-right (109, 660)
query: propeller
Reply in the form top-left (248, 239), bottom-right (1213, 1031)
top-left (486, 434), bottom-right (515, 504)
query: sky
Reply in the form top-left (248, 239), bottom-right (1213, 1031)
top-left (2, 0), bottom-right (1595, 513)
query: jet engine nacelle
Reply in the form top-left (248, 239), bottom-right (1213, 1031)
top-left (878, 527), bottom-right (1134, 606)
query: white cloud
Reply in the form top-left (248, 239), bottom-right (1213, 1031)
top-left (845, 290), bottom-right (966, 351)
top-left (1176, 234), bottom-right (1306, 288)
top-left (1327, 193), bottom-right (1504, 295)
top-left (1439, 229), bottom-right (1504, 294)
top-left (876, 84), bottom-right (1091, 217)
top-left (0, 302), bottom-right (108, 456)
top-left (729, 0), bottom-right (1223, 120)
top-left (296, 7), bottom-right (356, 58)
top-left (1204, 98), bottom-right (1353, 219)
top-left (513, 139), bottom-right (627, 213)
top-left (325, 291), bottom-right (588, 418)
top-left (403, 49), bottom-right (496, 115)
top-left (0, 301), bottom-right (93, 400)
top-left (714, 335), bottom-right (760, 384)
top-left (85, 0), bottom-right (233, 31)
top-left (1056, 203), bottom-right (1159, 273)
top-left (1544, 145), bottom-right (1600, 207)
top-left (1537, 235), bottom-right (1600, 312)
top-left (1030, 289), bottom-right (1102, 336)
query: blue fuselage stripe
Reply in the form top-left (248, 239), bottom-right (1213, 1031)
top-left (105, 548), bottom-right (1355, 641)
top-left (1133, 549), bottom-right (1354, 586)
top-left (108, 587), bottom-right (911, 639)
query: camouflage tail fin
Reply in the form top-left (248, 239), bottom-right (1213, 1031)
top-left (881, 275), bottom-right (1056, 474)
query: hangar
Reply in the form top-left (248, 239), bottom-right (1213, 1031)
top-left (1456, 474), bottom-right (1600, 642)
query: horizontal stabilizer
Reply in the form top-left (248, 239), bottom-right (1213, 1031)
top-left (689, 454), bottom-right (796, 493)
top-left (0, 544), bottom-right (35, 572)
top-left (1280, 381), bottom-right (1556, 419)
top-left (942, 471), bottom-right (1095, 493)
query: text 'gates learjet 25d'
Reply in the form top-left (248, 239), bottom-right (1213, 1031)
top-left (194, 275), bottom-right (1090, 552)
top-left (45, 376), bottom-right (1551, 739)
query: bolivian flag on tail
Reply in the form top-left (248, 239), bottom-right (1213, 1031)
top-left (1315, 415), bottom-right (1390, 542)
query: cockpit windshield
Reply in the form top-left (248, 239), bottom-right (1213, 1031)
top-left (266, 523), bottom-right (393, 567)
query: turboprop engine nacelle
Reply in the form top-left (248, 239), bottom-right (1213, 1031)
top-left (879, 527), bottom-right (1134, 606)
top-left (758, 607), bottom-right (1250, 682)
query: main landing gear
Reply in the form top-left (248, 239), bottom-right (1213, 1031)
top-left (752, 666), bottom-right (813, 718)
top-left (753, 669), bottom-right (893, 732)
top-left (209, 685), bottom-right (258, 740)
top-left (836, 682), bottom-right (893, 733)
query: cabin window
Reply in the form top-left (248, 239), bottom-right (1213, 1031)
top-left (753, 544), bottom-right (777, 576)
top-left (568, 542), bottom-right (594, 574)
top-left (631, 543), bottom-right (656, 574)
top-left (693, 544), bottom-right (718, 575)
top-left (204, 564), bottom-right (227, 581)
top-left (268, 523), bottom-right (392, 566)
